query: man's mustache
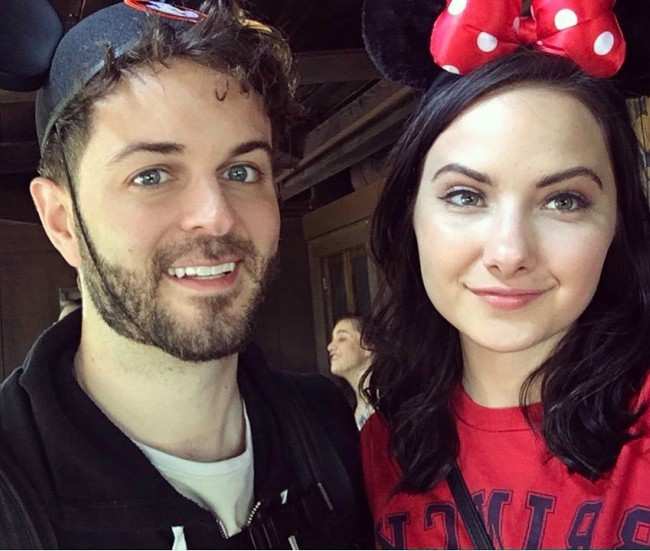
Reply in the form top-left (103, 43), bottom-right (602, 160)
top-left (154, 235), bottom-right (259, 272)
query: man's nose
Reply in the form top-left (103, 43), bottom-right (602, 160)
top-left (178, 180), bottom-right (237, 236)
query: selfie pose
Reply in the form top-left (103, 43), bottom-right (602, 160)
top-left (361, 0), bottom-right (650, 548)
top-left (0, 1), bottom-right (371, 548)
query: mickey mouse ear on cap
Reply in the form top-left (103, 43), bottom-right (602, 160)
top-left (362, 0), bottom-right (448, 90)
top-left (35, 2), bottom-right (200, 150)
top-left (0, 0), bottom-right (63, 91)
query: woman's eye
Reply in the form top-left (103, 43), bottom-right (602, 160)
top-left (545, 193), bottom-right (589, 212)
top-left (223, 164), bottom-right (260, 183)
top-left (132, 168), bottom-right (171, 187)
top-left (442, 189), bottom-right (485, 207)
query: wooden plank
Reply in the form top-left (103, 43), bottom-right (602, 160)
top-left (302, 79), bottom-right (414, 158)
top-left (303, 179), bottom-right (383, 241)
top-left (0, 90), bottom-right (36, 104)
top-left (279, 97), bottom-right (416, 200)
top-left (295, 49), bottom-right (379, 85)
top-left (276, 80), bottom-right (415, 199)
top-left (0, 142), bottom-right (39, 175)
top-left (0, 221), bottom-right (55, 254)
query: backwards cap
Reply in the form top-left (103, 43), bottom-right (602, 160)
top-left (38, 2), bottom-right (201, 151)
top-left (1, 1), bottom-right (203, 151)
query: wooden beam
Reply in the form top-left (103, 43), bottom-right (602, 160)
top-left (0, 90), bottom-right (36, 104)
top-left (295, 49), bottom-right (379, 85)
top-left (302, 80), bottom-right (414, 158)
top-left (279, 97), bottom-right (417, 200)
top-left (0, 142), bottom-right (39, 175)
top-left (277, 80), bottom-right (417, 199)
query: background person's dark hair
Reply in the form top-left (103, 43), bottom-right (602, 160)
top-left (39, 0), bottom-right (300, 189)
top-left (334, 314), bottom-right (366, 335)
top-left (365, 49), bottom-right (650, 493)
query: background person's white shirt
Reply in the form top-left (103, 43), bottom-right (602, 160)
top-left (134, 406), bottom-right (254, 538)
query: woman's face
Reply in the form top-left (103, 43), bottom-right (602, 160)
top-left (413, 86), bottom-right (617, 355)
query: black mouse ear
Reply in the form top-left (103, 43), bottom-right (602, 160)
top-left (0, 0), bottom-right (63, 91)
top-left (362, 0), bottom-right (447, 90)
top-left (614, 0), bottom-right (650, 98)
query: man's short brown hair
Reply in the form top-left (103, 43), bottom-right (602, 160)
top-left (39, 1), bottom-right (300, 189)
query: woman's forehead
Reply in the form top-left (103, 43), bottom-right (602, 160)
top-left (422, 86), bottom-right (612, 183)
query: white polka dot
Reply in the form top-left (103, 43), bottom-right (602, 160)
top-left (442, 64), bottom-right (461, 74)
top-left (447, 0), bottom-right (467, 16)
top-left (513, 17), bottom-right (520, 33)
top-left (476, 32), bottom-right (498, 53)
top-left (594, 31), bottom-right (615, 55)
top-left (554, 8), bottom-right (578, 30)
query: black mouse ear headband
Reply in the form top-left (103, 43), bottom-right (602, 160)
top-left (0, 0), bottom-right (212, 151)
top-left (362, 0), bottom-right (650, 97)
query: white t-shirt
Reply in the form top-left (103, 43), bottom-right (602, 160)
top-left (134, 406), bottom-right (254, 538)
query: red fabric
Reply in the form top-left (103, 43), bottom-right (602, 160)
top-left (361, 379), bottom-right (650, 549)
top-left (429, 0), bottom-right (626, 77)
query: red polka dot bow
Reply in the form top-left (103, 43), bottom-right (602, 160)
top-left (430, 0), bottom-right (626, 77)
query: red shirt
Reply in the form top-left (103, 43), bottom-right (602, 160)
top-left (361, 383), bottom-right (650, 549)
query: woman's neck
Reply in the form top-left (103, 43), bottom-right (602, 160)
top-left (460, 332), bottom-right (565, 407)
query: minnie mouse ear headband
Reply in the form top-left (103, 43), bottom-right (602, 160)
top-left (0, 1), bottom-right (212, 152)
top-left (362, 0), bottom-right (650, 97)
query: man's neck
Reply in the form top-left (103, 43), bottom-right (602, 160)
top-left (74, 307), bottom-right (244, 463)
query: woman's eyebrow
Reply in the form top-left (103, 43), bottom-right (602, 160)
top-left (536, 166), bottom-right (603, 190)
top-left (431, 163), bottom-right (604, 190)
top-left (432, 163), bottom-right (492, 184)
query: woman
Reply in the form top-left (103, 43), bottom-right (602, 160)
top-left (360, 0), bottom-right (650, 548)
top-left (328, 315), bottom-right (374, 429)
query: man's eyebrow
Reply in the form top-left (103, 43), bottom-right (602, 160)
top-left (229, 140), bottom-right (273, 159)
top-left (109, 142), bottom-right (185, 165)
top-left (536, 167), bottom-right (603, 190)
top-left (335, 330), bottom-right (351, 337)
top-left (108, 140), bottom-right (273, 166)
top-left (432, 163), bottom-right (492, 184)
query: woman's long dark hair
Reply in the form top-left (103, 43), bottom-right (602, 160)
top-left (365, 49), bottom-right (650, 493)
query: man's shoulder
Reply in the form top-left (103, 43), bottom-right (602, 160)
top-left (267, 368), bottom-right (354, 429)
top-left (0, 367), bottom-right (31, 429)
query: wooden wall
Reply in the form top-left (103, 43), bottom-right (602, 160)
top-left (253, 216), bottom-right (318, 373)
top-left (0, 220), bottom-right (76, 379)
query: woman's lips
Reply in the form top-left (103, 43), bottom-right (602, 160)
top-left (469, 287), bottom-right (547, 310)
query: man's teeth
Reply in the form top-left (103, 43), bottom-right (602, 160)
top-left (167, 262), bottom-right (236, 279)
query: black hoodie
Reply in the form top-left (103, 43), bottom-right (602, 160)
top-left (0, 310), bottom-right (372, 549)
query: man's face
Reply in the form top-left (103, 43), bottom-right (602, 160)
top-left (72, 59), bottom-right (280, 361)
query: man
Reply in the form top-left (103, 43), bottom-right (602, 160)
top-left (328, 316), bottom-right (374, 430)
top-left (0, 1), bottom-right (370, 548)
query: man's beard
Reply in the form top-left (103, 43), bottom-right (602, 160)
top-left (76, 219), bottom-right (277, 362)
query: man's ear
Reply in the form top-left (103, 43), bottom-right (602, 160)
top-left (30, 177), bottom-right (81, 268)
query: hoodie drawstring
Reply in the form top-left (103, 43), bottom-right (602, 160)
top-left (171, 526), bottom-right (187, 550)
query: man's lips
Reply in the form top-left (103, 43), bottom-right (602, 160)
top-left (167, 256), bottom-right (242, 270)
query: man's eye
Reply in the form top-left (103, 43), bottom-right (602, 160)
top-left (441, 189), bottom-right (485, 207)
top-left (223, 164), bottom-right (260, 183)
top-left (132, 168), bottom-right (171, 187)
